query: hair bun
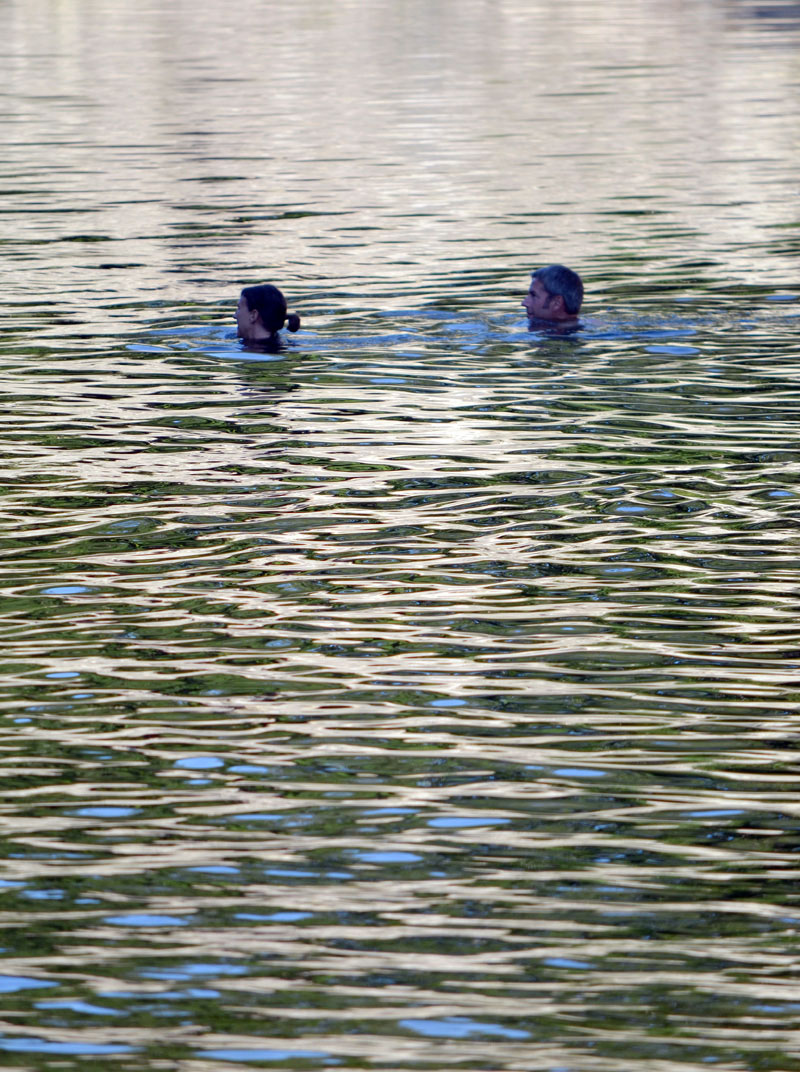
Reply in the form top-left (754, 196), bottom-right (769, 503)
top-left (286, 313), bottom-right (301, 333)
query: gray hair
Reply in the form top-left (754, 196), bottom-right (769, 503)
top-left (533, 264), bottom-right (584, 315)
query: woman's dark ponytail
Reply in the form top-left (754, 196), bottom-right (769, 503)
top-left (241, 284), bottom-right (299, 336)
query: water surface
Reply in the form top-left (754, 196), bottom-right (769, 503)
top-left (1, 1), bottom-right (800, 1069)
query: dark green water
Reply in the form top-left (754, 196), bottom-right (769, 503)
top-left (1, 1), bottom-right (800, 1069)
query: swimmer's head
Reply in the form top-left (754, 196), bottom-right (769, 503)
top-left (523, 264), bottom-right (583, 323)
top-left (237, 284), bottom-right (301, 342)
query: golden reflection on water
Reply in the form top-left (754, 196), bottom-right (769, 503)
top-left (3, 0), bottom-right (800, 307)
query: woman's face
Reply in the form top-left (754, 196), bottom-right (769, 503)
top-left (236, 293), bottom-right (254, 338)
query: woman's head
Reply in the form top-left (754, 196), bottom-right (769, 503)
top-left (237, 284), bottom-right (300, 342)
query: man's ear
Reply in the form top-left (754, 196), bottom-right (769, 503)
top-left (552, 294), bottom-right (567, 317)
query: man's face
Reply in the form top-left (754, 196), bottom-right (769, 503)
top-left (522, 276), bottom-right (561, 322)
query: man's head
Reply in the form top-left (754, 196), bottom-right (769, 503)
top-left (522, 264), bottom-right (583, 324)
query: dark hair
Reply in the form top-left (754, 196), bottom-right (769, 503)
top-left (533, 264), bottom-right (584, 315)
top-left (241, 284), bottom-right (301, 334)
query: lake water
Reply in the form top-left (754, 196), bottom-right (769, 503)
top-left (1, 1), bottom-right (800, 1069)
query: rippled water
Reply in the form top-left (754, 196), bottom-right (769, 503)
top-left (2, 1), bottom-right (800, 1069)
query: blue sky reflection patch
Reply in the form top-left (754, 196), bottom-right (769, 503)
top-left (352, 850), bottom-right (422, 864)
top-left (105, 914), bottom-right (188, 927)
top-left (428, 816), bottom-right (511, 829)
top-left (0, 976), bottom-right (53, 994)
top-left (0, 1036), bottom-right (132, 1055)
top-left (197, 1047), bottom-right (333, 1063)
top-left (400, 1017), bottom-right (529, 1040)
